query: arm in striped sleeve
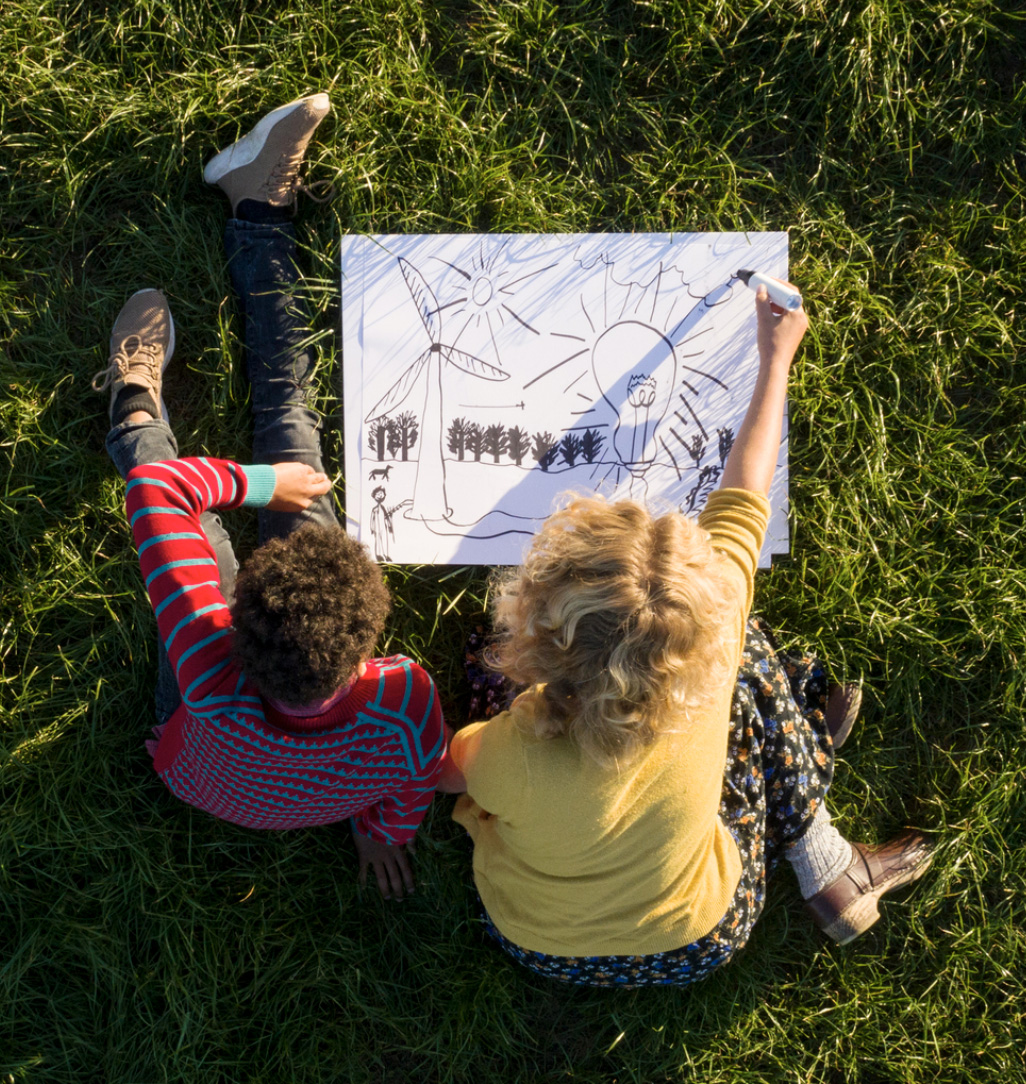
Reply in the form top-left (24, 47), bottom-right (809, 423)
top-left (352, 665), bottom-right (447, 846)
top-left (124, 457), bottom-right (277, 716)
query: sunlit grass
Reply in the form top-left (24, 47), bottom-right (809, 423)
top-left (1, 1), bottom-right (1024, 1081)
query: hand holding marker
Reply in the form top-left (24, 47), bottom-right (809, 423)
top-left (736, 269), bottom-right (803, 311)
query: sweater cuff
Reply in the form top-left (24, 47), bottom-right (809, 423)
top-left (239, 464), bottom-right (277, 508)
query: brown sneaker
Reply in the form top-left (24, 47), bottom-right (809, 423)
top-left (203, 93), bottom-right (331, 215)
top-left (91, 289), bottom-right (175, 422)
top-left (805, 829), bottom-right (934, 945)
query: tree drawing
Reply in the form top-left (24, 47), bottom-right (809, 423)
top-left (684, 433), bottom-right (705, 467)
top-left (717, 426), bottom-right (735, 468)
top-left (559, 433), bottom-right (583, 467)
top-left (368, 421), bottom-right (389, 462)
top-left (465, 422), bottom-right (485, 463)
top-left (363, 258), bottom-right (510, 519)
top-left (385, 420), bottom-right (399, 459)
top-left (683, 464), bottom-right (721, 514)
top-left (507, 426), bottom-right (530, 466)
top-left (533, 432), bottom-right (558, 472)
top-left (580, 428), bottom-right (605, 464)
top-left (447, 417), bottom-right (468, 461)
top-left (483, 423), bottom-right (509, 463)
top-left (386, 411), bottom-right (418, 461)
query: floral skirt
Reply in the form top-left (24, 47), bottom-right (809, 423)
top-left (481, 618), bottom-right (835, 988)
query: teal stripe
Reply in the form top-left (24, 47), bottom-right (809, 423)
top-left (185, 460), bottom-right (214, 505)
top-left (130, 505), bottom-right (189, 527)
top-left (126, 475), bottom-right (178, 496)
top-left (138, 531), bottom-right (203, 557)
top-left (171, 459), bottom-right (209, 505)
top-left (145, 557), bottom-right (215, 589)
top-left (162, 461), bottom-right (211, 506)
top-left (165, 602), bottom-right (228, 651)
top-left (176, 627), bottom-right (232, 669)
top-left (183, 658), bottom-right (231, 706)
top-left (202, 458), bottom-right (224, 504)
top-left (154, 580), bottom-right (218, 618)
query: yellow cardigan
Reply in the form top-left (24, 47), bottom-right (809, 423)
top-left (450, 488), bottom-right (770, 957)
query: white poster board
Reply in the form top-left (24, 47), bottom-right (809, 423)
top-left (341, 232), bottom-right (789, 566)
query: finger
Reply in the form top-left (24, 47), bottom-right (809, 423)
top-left (373, 860), bottom-right (392, 900)
top-left (383, 854), bottom-right (407, 897)
top-left (755, 284), bottom-right (778, 314)
top-left (395, 847), bottom-right (416, 895)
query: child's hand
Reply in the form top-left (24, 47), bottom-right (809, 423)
top-left (755, 282), bottom-right (808, 368)
top-left (267, 462), bottom-right (332, 512)
top-left (351, 825), bottom-right (416, 900)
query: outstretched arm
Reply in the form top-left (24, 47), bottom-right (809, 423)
top-left (126, 458), bottom-right (331, 715)
top-left (719, 283), bottom-right (808, 495)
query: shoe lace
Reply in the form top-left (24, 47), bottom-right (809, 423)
top-left (266, 147), bottom-right (336, 206)
top-left (91, 335), bottom-right (162, 393)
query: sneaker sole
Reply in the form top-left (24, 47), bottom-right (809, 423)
top-left (203, 94), bottom-right (330, 184)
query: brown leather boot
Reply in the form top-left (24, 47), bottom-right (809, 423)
top-left (824, 683), bottom-right (862, 750)
top-left (804, 829), bottom-right (934, 944)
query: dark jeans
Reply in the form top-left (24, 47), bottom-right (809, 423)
top-left (106, 219), bottom-right (337, 724)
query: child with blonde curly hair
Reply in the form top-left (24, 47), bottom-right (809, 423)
top-left (440, 285), bottom-right (933, 987)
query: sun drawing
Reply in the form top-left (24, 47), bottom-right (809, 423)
top-left (521, 252), bottom-right (735, 503)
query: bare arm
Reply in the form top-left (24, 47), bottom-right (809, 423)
top-left (436, 723), bottom-right (467, 793)
top-left (719, 283), bottom-right (809, 495)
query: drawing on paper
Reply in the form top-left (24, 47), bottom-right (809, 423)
top-left (342, 232), bottom-right (790, 565)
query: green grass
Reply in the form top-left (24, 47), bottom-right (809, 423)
top-left (2, 1), bottom-right (1025, 1081)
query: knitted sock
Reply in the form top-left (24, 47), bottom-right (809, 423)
top-left (786, 806), bottom-right (854, 899)
top-left (235, 199), bottom-right (292, 224)
top-left (112, 384), bottom-right (158, 426)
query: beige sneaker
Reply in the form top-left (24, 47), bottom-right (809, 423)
top-left (203, 93), bottom-right (332, 215)
top-left (92, 289), bottom-right (175, 422)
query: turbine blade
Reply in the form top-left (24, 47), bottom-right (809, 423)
top-left (399, 257), bottom-right (442, 341)
top-left (443, 346), bottom-right (510, 382)
top-left (364, 352), bottom-right (430, 421)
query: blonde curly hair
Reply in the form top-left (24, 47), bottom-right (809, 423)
top-left (489, 494), bottom-right (737, 766)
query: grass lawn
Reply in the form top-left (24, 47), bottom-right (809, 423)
top-left (2, 1), bottom-right (1024, 1081)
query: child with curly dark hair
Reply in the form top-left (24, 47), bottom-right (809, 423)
top-left (95, 95), bottom-right (446, 899)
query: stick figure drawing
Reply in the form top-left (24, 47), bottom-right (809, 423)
top-left (369, 486), bottom-right (411, 563)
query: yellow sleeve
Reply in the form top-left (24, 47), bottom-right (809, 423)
top-left (449, 710), bottom-right (527, 817)
top-left (697, 488), bottom-right (770, 616)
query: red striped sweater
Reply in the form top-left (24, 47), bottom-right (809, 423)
top-left (125, 456), bottom-right (445, 841)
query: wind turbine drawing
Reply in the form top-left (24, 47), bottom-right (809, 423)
top-left (364, 257), bottom-right (511, 520)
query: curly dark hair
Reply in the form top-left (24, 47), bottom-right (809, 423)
top-left (230, 525), bottom-right (391, 705)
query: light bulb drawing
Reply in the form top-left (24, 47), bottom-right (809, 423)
top-left (591, 321), bottom-right (679, 500)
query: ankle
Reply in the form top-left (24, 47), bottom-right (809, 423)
top-left (112, 385), bottom-right (159, 427)
top-left (234, 199), bottom-right (292, 224)
top-left (787, 806), bottom-right (854, 899)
